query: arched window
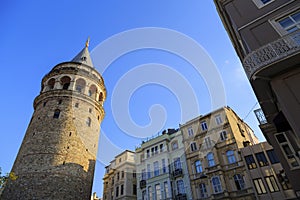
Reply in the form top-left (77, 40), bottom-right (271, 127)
top-left (75, 78), bottom-right (86, 93)
top-left (48, 78), bottom-right (55, 90)
top-left (211, 176), bottom-right (222, 194)
top-left (60, 76), bottom-right (71, 90)
top-left (172, 141), bottom-right (178, 150)
top-left (88, 84), bottom-right (97, 99)
top-left (226, 150), bottom-right (236, 164)
top-left (233, 174), bottom-right (245, 190)
top-left (176, 180), bottom-right (185, 194)
top-left (53, 109), bottom-right (60, 119)
top-left (99, 92), bottom-right (103, 101)
top-left (207, 152), bottom-right (215, 167)
top-left (195, 160), bottom-right (203, 173)
top-left (199, 183), bottom-right (207, 198)
top-left (86, 117), bottom-right (91, 127)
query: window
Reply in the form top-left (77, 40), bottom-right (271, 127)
top-left (253, 178), bottom-right (267, 194)
top-left (48, 78), bottom-right (55, 90)
top-left (142, 190), bottom-right (147, 200)
top-left (276, 133), bottom-right (299, 168)
top-left (155, 184), bottom-right (161, 199)
top-left (99, 92), bottom-right (104, 101)
top-left (121, 171), bottom-right (124, 178)
top-left (75, 102), bottom-right (79, 108)
top-left (86, 117), bottom-right (91, 127)
top-left (278, 10), bottom-right (300, 34)
top-left (120, 184), bottom-right (124, 195)
top-left (215, 115), bottom-right (222, 125)
top-left (255, 152), bottom-right (268, 167)
top-left (188, 127), bottom-right (194, 137)
top-left (245, 155), bottom-right (257, 169)
top-left (116, 186), bottom-right (119, 197)
top-left (190, 142), bottom-right (197, 152)
top-left (207, 152), bottom-right (215, 167)
top-left (141, 169), bottom-right (146, 180)
top-left (75, 78), bottom-right (86, 93)
top-left (133, 170), bottom-right (136, 178)
top-left (148, 186), bottom-right (152, 200)
top-left (226, 150), bottom-right (236, 164)
top-left (234, 174), bottom-right (245, 190)
top-left (220, 131), bottom-right (227, 141)
top-left (147, 164), bottom-right (151, 179)
top-left (60, 76), bottom-right (71, 90)
top-left (162, 159), bottom-right (167, 173)
top-left (212, 176), bottom-right (222, 194)
top-left (174, 157), bottom-right (181, 170)
top-left (172, 141), bottom-right (178, 150)
top-left (146, 149), bottom-right (150, 158)
top-left (164, 182), bottom-right (170, 198)
top-left (154, 161), bottom-right (159, 176)
top-left (177, 180), bottom-right (185, 194)
top-left (117, 172), bottom-right (120, 180)
top-left (199, 183), bottom-right (207, 198)
top-left (154, 146), bottom-right (158, 154)
top-left (204, 137), bottom-right (212, 149)
top-left (267, 150), bottom-right (280, 164)
top-left (89, 108), bottom-right (92, 113)
top-left (160, 144), bottom-right (164, 152)
top-left (201, 121), bottom-right (208, 131)
top-left (195, 160), bottom-right (203, 173)
top-left (88, 84), bottom-right (97, 99)
top-left (53, 109), bottom-right (60, 118)
top-left (133, 184), bottom-right (137, 195)
top-left (252, 0), bottom-right (274, 8)
top-left (265, 176), bottom-right (279, 193)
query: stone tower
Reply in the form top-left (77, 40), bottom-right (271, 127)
top-left (1, 41), bottom-right (106, 199)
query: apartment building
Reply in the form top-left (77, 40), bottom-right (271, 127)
top-left (102, 150), bottom-right (137, 200)
top-left (180, 106), bottom-right (258, 199)
top-left (241, 141), bottom-right (296, 199)
top-left (214, 0), bottom-right (300, 196)
top-left (136, 129), bottom-right (192, 200)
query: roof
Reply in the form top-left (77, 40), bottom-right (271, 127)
top-left (71, 39), bottom-right (94, 68)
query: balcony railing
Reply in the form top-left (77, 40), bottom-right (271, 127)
top-left (254, 108), bottom-right (267, 125)
top-left (243, 30), bottom-right (300, 79)
top-left (175, 193), bottom-right (187, 200)
top-left (140, 180), bottom-right (146, 189)
top-left (172, 168), bottom-right (183, 178)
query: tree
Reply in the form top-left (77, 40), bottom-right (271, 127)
top-left (0, 167), bottom-right (8, 192)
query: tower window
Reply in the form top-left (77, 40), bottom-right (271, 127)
top-left (89, 108), bottom-right (92, 113)
top-left (48, 78), bottom-right (55, 90)
top-left (86, 117), bottom-right (91, 127)
top-left (88, 85), bottom-right (97, 99)
top-left (58, 100), bottom-right (62, 104)
top-left (53, 109), bottom-right (60, 119)
top-left (60, 76), bottom-right (71, 90)
top-left (99, 92), bottom-right (103, 101)
top-left (75, 103), bottom-right (79, 108)
top-left (43, 102), bottom-right (47, 107)
top-left (75, 78), bottom-right (86, 93)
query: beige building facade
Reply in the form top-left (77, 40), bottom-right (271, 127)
top-left (180, 106), bottom-right (258, 199)
top-left (241, 141), bottom-right (296, 199)
top-left (103, 150), bottom-right (137, 200)
top-left (214, 0), bottom-right (300, 196)
top-left (1, 42), bottom-right (106, 199)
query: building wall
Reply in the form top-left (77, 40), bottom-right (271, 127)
top-left (181, 107), bottom-right (257, 200)
top-left (136, 130), bottom-right (192, 200)
top-left (214, 0), bottom-right (300, 196)
top-left (103, 151), bottom-right (137, 200)
top-left (241, 142), bottom-right (296, 199)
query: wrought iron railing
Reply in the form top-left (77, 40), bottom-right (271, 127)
top-left (243, 30), bottom-right (300, 78)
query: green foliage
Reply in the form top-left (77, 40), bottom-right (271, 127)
top-left (0, 168), bottom-right (8, 189)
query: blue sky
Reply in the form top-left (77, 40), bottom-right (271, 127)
top-left (0, 1), bottom-right (264, 197)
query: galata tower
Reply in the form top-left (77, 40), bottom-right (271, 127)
top-left (1, 40), bottom-right (106, 199)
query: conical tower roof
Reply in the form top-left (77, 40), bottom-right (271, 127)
top-left (71, 38), bottom-right (94, 68)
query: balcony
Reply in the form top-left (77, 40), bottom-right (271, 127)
top-left (254, 108), bottom-right (267, 125)
top-left (140, 180), bottom-right (146, 189)
top-left (175, 193), bottom-right (187, 200)
top-left (192, 172), bottom-right (207, 180)
top-left (243, 30), bottom-right (300, 79)
top-left (172, 168), bottom-right (183, 178)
